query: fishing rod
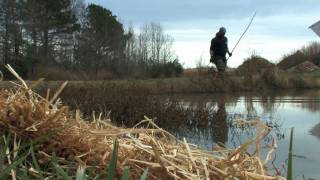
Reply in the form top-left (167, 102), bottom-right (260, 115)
top-left (227, 12), bottom-right (257, 60)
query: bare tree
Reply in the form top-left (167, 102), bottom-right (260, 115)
top-left (302, 41), bottom-right (320, 56)
top-left (135, 22), bottom-right (175, 67)
top-left (161, 34), bottom-right (174, 64)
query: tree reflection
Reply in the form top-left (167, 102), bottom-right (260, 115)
top-left (260, 94), bottom-right (280, 115)
top-left (158, 93), bottom-right (285, 149)
top-left (161, 97), bottom-right (230, 149)
top-left (245, 95), bottom-right (258, 120)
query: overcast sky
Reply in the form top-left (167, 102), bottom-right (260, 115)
top-left (88, 0), bottom-right (320, 68)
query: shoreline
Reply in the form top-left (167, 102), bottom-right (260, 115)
top-left (1, 73), bottom-right (320, 95)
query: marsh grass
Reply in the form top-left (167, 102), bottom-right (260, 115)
top-left (0, 135), bottom-right (147, 179)
top-left (58, 83), bottom-right (214, 127)
top-left (287, 127), bottom-right (294, 180)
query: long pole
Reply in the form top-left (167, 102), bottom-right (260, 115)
top-left (227, 12), bottom-right (257, 60)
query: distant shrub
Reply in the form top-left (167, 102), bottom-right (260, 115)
top-left (148, 59), bottom-right (184, 78)
top-left (261, 67), bottom-right (289, 88)
top-left (290, 76), bottom-right (306, 89)
top-left (236, 55), bottom-right (275, 75)
top-left (32, 67), bottom-right (115, 81)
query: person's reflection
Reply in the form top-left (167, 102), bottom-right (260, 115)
top-left (212, 97), bottom-right (229, 145)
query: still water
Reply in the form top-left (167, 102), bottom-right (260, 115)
top-left (164, 90), bottom-right (320, 179)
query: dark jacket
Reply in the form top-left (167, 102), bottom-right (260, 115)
top-left (210, 33), bottom-right (228, 57)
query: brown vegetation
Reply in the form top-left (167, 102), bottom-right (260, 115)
top-left (277, 41), bottom-right (320, 70)
top-left (288, 61), bottom-right (320, 73)
top-left (0, 67), bottom-right (285, 179)
top-left (277, 51), bottom-right (307, 70)
top-left (236, 55), bottom-right (275, 75)
top-left (182, 68), bottom-right (209, 77)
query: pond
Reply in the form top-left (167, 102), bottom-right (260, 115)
top-left (162, 90), bottom-right (320, 179)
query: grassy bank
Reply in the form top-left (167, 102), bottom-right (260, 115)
top-left (57, 70), bottom-right (320, 94)
top-left (1, 68), bottom-right (320, 94)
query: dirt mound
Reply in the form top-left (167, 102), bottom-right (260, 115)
top-left (277, 50), bottom-right (307, 70)
top-left (288, 61), bottom-right (320, 73)
top-left (236, 55), bottom-right (274, 74)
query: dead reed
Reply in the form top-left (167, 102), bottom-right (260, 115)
top-left (0, 65), bottom-right (285, 179)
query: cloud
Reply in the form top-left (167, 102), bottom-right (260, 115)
top-left (168, 14), bottom-right (319, 67)
top-left (88, 0), bottom-right (320, 68)
top-left (89, 0), bottom-right (320, 24)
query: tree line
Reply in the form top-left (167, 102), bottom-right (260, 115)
top-left (0, 0), bottom-right (183, 79)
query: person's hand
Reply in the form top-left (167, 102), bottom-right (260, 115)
top-left (228, 52), bottom-right (232, 57)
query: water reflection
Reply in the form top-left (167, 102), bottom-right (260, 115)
top-left (162, 90), bottom-right (320, 178)
top-left (166, 92), bottom-right (287, 149)
top-left (245, 96), bottom-right (258, 119)
top-left (162, 96), bottom-right (231, 149)
top-left (212, 97), bottom-right (228, 144)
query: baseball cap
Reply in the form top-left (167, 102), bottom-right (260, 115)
top-left (219, 27), bottom-right (226, 33)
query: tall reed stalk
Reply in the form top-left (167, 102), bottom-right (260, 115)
top-left (287, 127), bottom-right (294, 180)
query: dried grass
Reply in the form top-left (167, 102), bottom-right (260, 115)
top-left (0, 65), bottom-right (285, 179)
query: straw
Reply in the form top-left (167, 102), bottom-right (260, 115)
top-left (0, 67), bottom-right (286, 179)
